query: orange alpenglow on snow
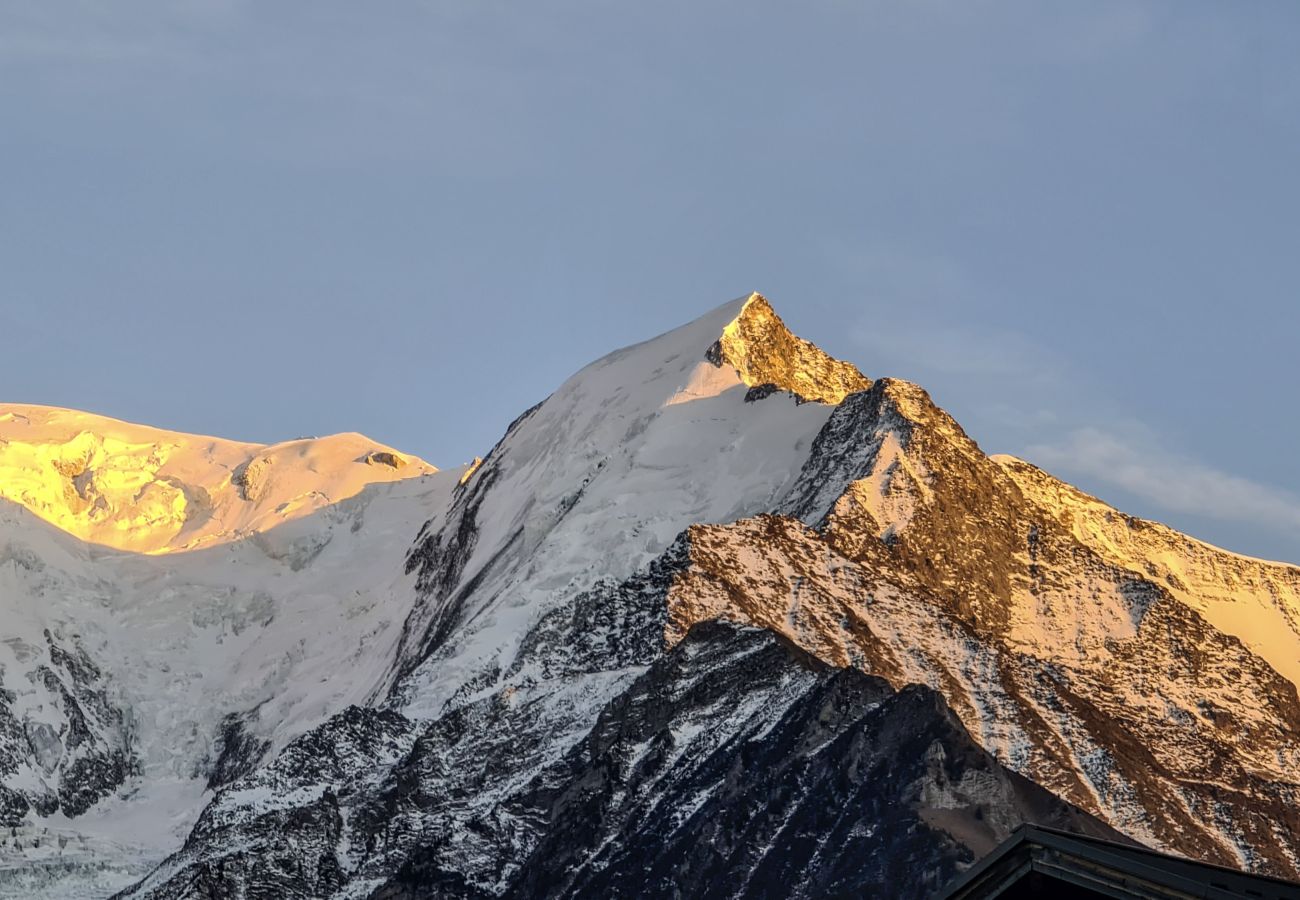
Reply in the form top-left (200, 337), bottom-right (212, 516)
top-left (0, 404), bottom-right (438, 554)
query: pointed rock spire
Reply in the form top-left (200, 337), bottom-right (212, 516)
top-left (706, 293), bottom-right (872, 405)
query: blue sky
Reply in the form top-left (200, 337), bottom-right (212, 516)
top-left (3, 1), bottom-right (1299, 561)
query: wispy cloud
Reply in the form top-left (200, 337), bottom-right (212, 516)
top-left (834, 242), bottom-right (1300, 546)
top-left (1026, 427), bottom-right (1300, 537)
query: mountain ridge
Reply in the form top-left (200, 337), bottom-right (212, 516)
top-left (0, 403), bottom-right (438, 555)
top-left (1, 293), bottom-right (1298, 897)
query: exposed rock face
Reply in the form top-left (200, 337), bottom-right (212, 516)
top-left (364, 451), bottom-right (408, 469)
top-left (205, 713), bottom-right (271, 791)
top-left (121, 544), bottom-right (682, 899)
top-left (499, 622), bottom-right (1121, 900)
top-left (121, 622), bottom-right (1120, 900)
top-left (0, 786), bottom-right (29, 828)
top-left (4, 295), bottom-right (1299, 897)
top-left (665, 376), bottom-right (1300, 877)
top-left (0, 629), bottom-right (133, 822)
top-left (0, 465), bottom-right (461, 897)
top-left (399, 410), bottom-right (522, 666)
top-left (706, 294), bottom-right (871, 404)
top-left (123, 707), bottom-right (418, 899)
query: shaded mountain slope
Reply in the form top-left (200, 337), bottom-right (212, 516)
top-left (2, 293), bottom-right (1296, 897)
top-left (667, 377), bottom-right (1300, 875)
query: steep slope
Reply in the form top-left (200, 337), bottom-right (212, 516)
top-left (424, 623), bottom-right (1121, 900)
top-left (0, 404), bottom-right (437, 554)
top-left (8, 292), bottom-right (852, 898)
top-left (7, 293), bottom-right (1299, 898)
top-left (108, 296), bottom-right (902, 898)
top-left (122, 613), bottom-right (1118, 900)
top-left (704, 294), bottom-right (871, 404)
top-left (666, 377), bottom-right (1300, 875)
top-left (994, 454), bottom-right (1300, 688)
top-left (390, 293), bottom-right (842, 709)
top-left (0, 428), bottom-right (460, 897)
top-left (111, 294), bottom-right (1300, 900)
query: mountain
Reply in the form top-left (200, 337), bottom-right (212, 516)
top-left (1, 294), bottom-right (1297, 898)
top-left (670, 381), bottom-right (1300, 872)
top-left (0, 405), bottom-right (437, 555)
top-left (0, 411), bottom-right (456, 895)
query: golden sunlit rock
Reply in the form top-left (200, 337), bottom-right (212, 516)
top-left (708, 293), bottom-right (872, 404)
top-left (459, 456), bottom-right (484, 485)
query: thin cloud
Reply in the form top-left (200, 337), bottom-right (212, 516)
top-left (1026, 427), bottom-right (1300, 536)
top-left (834, 242), bottom-right (1300, 556)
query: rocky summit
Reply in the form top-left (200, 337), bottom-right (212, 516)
top-left (1, 294), bottom-right (1297, 898)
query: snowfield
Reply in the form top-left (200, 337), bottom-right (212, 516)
top-left (1, 294), bottom-right (1298, 897)
top-left (0, 412), bottom-right (461, 896)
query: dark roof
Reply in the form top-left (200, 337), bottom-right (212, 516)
top-left (939, 825), bottom-right (1300, 900)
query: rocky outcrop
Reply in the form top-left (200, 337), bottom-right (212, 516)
top-left (119, 545), bottom-right (679, 899)
top-left (364, 451), bottom-right (408, 469)
top-left (121, 620), bottom-right (1121, 900)
top-left (664, 377), bottom-right (1300, 877)
top-left (499, 622), bottom-right (1120, 900)
top-left (205, 712), bottom-right (271, 791)
top-left (706, 294), bottom-right (871, 404)
top-left (7, 296), bottom-right (1299, 897)
top-left (122, 707), bottom-right (420, 899)
top-left (0, 630), bottom-right (134, 823)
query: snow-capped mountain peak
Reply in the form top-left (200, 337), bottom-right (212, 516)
top-left (707, 292), bottom-right (872, 404)
top-left (391, 294), bottom-right (859, 710)
top-left (0, 404), bottom-right (438, 554)
top-left (4, 294), bottom-right (1300, 898)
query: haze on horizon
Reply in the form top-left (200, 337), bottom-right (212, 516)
top-left (2, 1), bottom-right (1298, 562)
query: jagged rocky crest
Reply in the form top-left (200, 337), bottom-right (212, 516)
top-left (1, 295), bottom-right (1298, 898)
top-left (665, 380), bottom-right (1300, 874)
top-left (119, 619), bottom-right (1122, 900)
top-left (0, 630), bottom-right (133, 825)
top-left (391, 622), bottom-right (1122, 900)
top-left (706, 293), bottom-right (871, 404)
